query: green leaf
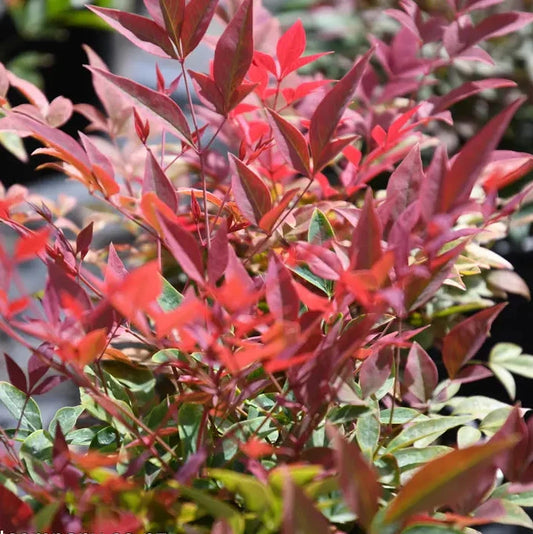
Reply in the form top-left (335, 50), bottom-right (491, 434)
top-left (0, 131), bottom-right (27, 161)
top-left (48, 406), bottom-right (84, 437)
top-left (495, 499), bottom-right (533, 529)
top-left (178, 485), bottom-right (245, 534)
top-left (479, 407), bottom-right (514, 437)
top-left (101, 360), bottom-right (156, 404)
top-left (308, 208), bottom-right (335, 244)
top-left (491, 484), bottom-right (533, 507)
top-left (401, 525), bottom-right (464, 534)
top-left (208, 469), bottom-right (278, 517)
top-left (179, 403), bottom-right (203, 456)
top-left (356, 410), bottom-right (380, 460)
top-left (292, 265), bottom-right (333, 296)
top-left (450, 396), bottom-right (510, 420)
top-left (393, 446), bottom-right (452, 471)
top-left (0, 381), bottom-right (42, 432)
top-left (152, 348), bottom-right (186, 363)
top-left (158, 276), bottom-right (184, 311)
top-left (379, 408), bottom-right (427, 425)
top-left (489, 363), bottom-right (516, 400)
top-left (457, 426), bottom-right (482, 448)
top-left (269, 465), bottom-right (322, 494)
top-left (384, 416), bottom-right (472, 453)
top-left (19, 429), bottom-right (53, 482)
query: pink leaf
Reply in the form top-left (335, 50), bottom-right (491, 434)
top-left (230, 154), bottom-right (272, 226)
top-left (431, 79), bottom-right (516, 113)
top-left (213, 0), bottom-right (254, 114)
top-left (442, 303), bottom-right (506, 378)
top-left (266, 253), bottom-right (299, 322)
top-left (403, 342), bottom-right (438, 403)
top-left (157, 213), bottom-right (205, 285)
top-left (88, 6), bottom-right (176, 58)
top-left (88, 67), bottom-right (192, 144)
top-left (142, 149), bottom-right (178, 213)
top-left (359, 348), bottom-right (394, 398)
top-left (105, 243), bottom-right (128, 286)
top-left (438, 98), bottom-right (525, 213)
top-left (381, 144), bottom-right (423, 230)
top-left (309, 49), bottom-right (372, 172)
top-left (266, 108), bottom-right (310, 175)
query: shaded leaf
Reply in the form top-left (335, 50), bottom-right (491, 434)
top-left (384, 437), bottom-right (518, 524)
top-left (442, 303), bottom-right (506, 378)
top-left (157, 213), bottom-right (204, 285)
top-left (213, 0), bottom-right (254, 114)
top-left (403, 342), bottom-right (438, 403)
top-left (330, 426), bottom-right (381, 529)
top-left (181, 0), bottom-right (218, 57)
top-left (266, 253), bottom-right (299, 322)
top-left (230, 154), bottom-right (272, 225)
top-left (143, 149), bottom-right (178, 213)
top-left (267, 108), bottom-right (310, 175)
top-left (309, 49), bottom-right (372, 170)
top-left (0, 382), bottom-right (42, 431)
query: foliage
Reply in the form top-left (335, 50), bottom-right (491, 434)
top-left (0, 0), bottom-right (533, 532)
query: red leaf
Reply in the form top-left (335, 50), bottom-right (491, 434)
top-left (76, 222), bottom-right (94, 261)
top-left (15, 227), bottom-right (49, 262)
top-left (88, 67), bottom-right (192, 144)
top-left (314, 135), bottom-right (359, 173)
top-left (384, 437), bottom-right (518, 525)
top-left (208, 219), bottom-right (229, 284)
top-left (419, 144), bottom-right (449, 224)
top-left (350, 188), bottom-right (382, 270)
top-left (230, 154), bottom-right (272, 226)
top-left (4, 353), bottom-right (28, 394)
top-left (277, 19), bottom-right (306, 78)
top-left (32, 375), bottom-right (66, 396)
top-left (438, 98), bottom-right (525, 213)
top-left (107, 261), bottom-right (162, 320)
top-left (143, 148), bottom-right (178, 212)
top-left (181, 0), bottom-right (218, 57)
top-left (309, 49), bottom-right (372, 171)
top-left (480, 151), bottom-right (533, 192)
top-left (159, 0), bottom-right (185, 51)
top-left (157, 213), bottom-right (205, 285)
top-left (403, 342), bottom-right (438, 403)
top-left (442, 303), bottom-right (506, 378)
top-left (282, 475), bottom-right (331, 534)
top-left (213, 0), bottom-right (254, 114)
top-left (28, 349), bottom-right (50, 389)
top-left (266, 253), bottom-right (299, 322)
top-left (259, 188), bottom-right (298, 233)
top-left (329, 426), bottom-right (381, 529)
top-left (266, 108), bottom-right (310, 175)
top-left (189, 70), bottom-right (225, 115)
top-left (491, 405), bottom-right (531, 483)
top-left (0, 486), bottom-right (33, 531)
top-left (88, 6), bottom-right (176, 58)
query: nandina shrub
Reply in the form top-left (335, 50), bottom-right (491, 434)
top-left (1, 1), bottom-right (533, 532)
